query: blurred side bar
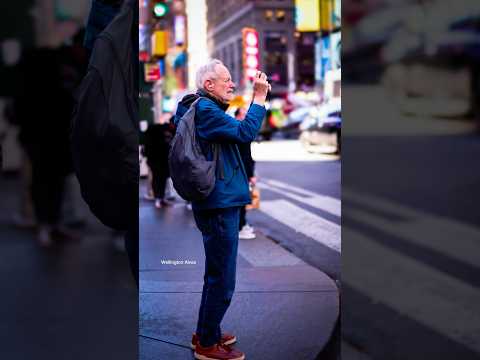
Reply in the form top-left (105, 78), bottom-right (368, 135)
top-left (343, 0), bottom-right (480, 359)
top-left (0, 1), bottom-right (138, 359)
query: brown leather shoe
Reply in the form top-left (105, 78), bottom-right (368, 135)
top-left (190, 332), bottom-right (237, 349)
top-left (194, 343), bottom-right (245, 360)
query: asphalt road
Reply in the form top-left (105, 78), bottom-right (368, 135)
top-left (341, 85), bottom-right (480, 359)
top-left (248, 140), bottom-right (341, 282)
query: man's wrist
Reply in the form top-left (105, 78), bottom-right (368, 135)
top-left (252, 94), bottom-right (266, 106)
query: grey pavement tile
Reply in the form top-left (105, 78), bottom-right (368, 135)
top-left (140, 291), bottom-right (338, 360)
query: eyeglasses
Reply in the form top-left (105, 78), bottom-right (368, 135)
top-left (210, 76), bottom-right (233, 84)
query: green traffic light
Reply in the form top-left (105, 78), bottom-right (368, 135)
top-left (153, 3), bottom-right (168, 17)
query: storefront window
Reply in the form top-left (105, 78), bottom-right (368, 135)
top-left (276, 10), bottom-right (285, 22)
top-left (264, 10), bottom-right (274, 21)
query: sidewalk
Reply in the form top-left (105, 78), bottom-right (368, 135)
top-left (0, 173), bottom-right (137, 359)
top-left (139, 196), bottom-right (339, 360)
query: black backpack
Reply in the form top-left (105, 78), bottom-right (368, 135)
top-left (70, 2), bottom-right (138, 230)
top-left (169, 98), bottom-right (223, 201)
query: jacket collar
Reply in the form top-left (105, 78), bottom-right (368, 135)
top-left (196, 89), bottom-right (229, 112)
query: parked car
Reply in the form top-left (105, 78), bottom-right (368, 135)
top-left (381, 9), bottom-right (480, 120)
top-left (299, 104), bottom-right (341, 154)
top-left (281, 106), bottom-right (314, 139)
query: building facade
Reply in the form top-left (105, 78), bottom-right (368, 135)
top-left (205, 0), bottom-right (296, 95)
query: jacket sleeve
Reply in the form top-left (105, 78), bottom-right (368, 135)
top-left (195, 99), bottom-right (266, 143)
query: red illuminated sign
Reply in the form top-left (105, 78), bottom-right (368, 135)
top-left (242, 28), bottom-right (259, 82)
top-left (145, 62), bottom-right (161, 82)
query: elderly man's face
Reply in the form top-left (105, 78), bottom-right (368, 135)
top-left (205, 64), bottom-right (236, 103)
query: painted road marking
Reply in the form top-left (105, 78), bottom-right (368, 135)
top-left (259, 199), bottom-right (341, 252)
top-left (344, 226), bottom-right (480, 353)
top-left (343, 188), bottom-right (480, 269)
top-left (259, 179), bottom-right (341, 217)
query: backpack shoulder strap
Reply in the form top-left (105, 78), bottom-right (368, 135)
top-left (189, 96), bottom-right (224, 180)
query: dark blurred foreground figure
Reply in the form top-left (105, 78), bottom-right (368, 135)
top-left (72, 0), bottom-right (138, 285)
top-left (173, 59), bottom-right (269, 360)
top-left (143, 120), bottom-right (175, 209)
top-left (13, 48), bottom-right (78, 247)
top-left (84, 0), bottom-right (124, 55)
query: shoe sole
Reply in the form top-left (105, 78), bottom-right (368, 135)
top-left (190, 336), bottom-right (237, 350)
top-left (194, 352), bottom-right (244, 360)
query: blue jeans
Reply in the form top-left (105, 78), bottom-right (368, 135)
top-left (193, 207), bottom-right (241, 347)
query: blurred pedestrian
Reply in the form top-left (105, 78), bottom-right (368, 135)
top-left (174, 59), bottom-right (269, 360)
top-left (234, 107), bottom-right (256, 240)
top-left (59, 32), bottom-right (89, 229)
top-left (259, 108), bottom-right (274, 141)
top-left (143, 169), bottom-right (155, 200)
top-left (13, 48), bottom-right (76, 247)
top-left (4, 100), bottom-right (36, 228)
top-left (143, 118), bottom-right (175, 209)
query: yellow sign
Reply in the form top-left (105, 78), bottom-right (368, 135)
top-left (321, 0), bottom-right (333, 31)
top-left (151, 30), bottom-right (168, 57)
top-left (295, 0), bottom-right (320, 32)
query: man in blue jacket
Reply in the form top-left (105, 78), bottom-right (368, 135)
top-left (175, 59), bottom-right (269, 360)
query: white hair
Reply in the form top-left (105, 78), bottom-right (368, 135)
top-left (195, 59), bottom-right (224, 90)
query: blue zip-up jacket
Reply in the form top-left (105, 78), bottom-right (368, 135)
top-left (175, 91), bottom-right (266, 210)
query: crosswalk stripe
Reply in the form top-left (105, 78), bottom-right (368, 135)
top-left (259, 199), bottom-right (341, 252)
top-left (258, 179), bottom-right (341, 217)
top-left (344, 226), bottom-right (480, 353)
top-left (343, 188), bottom-right (480, 269)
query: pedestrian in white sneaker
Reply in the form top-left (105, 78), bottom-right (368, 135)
top-left (235, 108), bottom-right (256, 240)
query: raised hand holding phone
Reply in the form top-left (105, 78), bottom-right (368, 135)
top-left (252, 71), bottom-right (271, 106)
